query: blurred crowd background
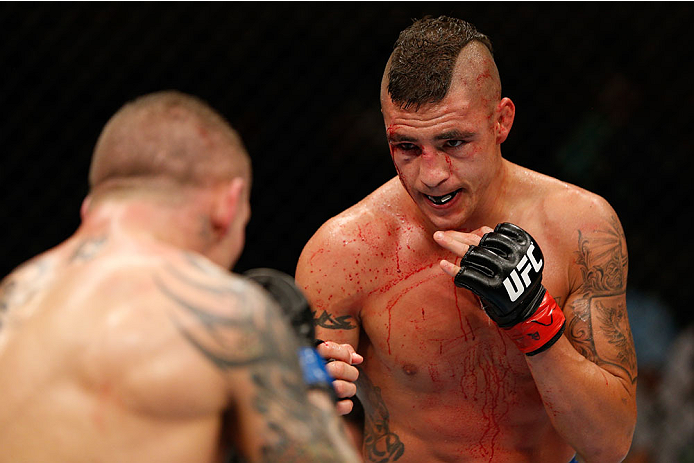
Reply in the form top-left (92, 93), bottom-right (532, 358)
top-left (1, 3), bottom-right (692, 461)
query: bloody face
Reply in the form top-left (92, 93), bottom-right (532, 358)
top-left (383, 83), bottom-right (503, 231)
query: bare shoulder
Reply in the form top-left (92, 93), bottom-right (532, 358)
top-left (143, 249), bottom-right (299, 374)
top-left (0, 253), bottom-right (57, 315)
top-left (517, 167), bottom-right (635, 385)
top-left (157, 252), bottom-right (359, 463)
top-left (513, 165), bottom-right (622, 246)
top-left (57, 241), bottom-right (297, 386)
top-left (300, 178), bottom-right (401, 257)
top-left (298, 178), bottom-right (402, 273)
top-left (296, 178), bottom-right (402, 307)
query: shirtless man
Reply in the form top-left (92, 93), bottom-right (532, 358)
top-left (0, 91), bottom-right (359, 463)
top-left (297, 16), bottom-right (637, 462)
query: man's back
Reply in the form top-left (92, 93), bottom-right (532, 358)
top-left (0, 229), bottom-right (360, 463)
top-left (0, 234), bottom-right (241, 462)
top-left (0, 90), bottom-right (362, 463)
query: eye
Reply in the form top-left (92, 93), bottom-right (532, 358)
top-left (392, 142), bottom-right (421, 156)
top-left (444, 140), bottom-right (466, 148)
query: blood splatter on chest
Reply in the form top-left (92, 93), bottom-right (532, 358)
top-left (359, 260), bottom-right (541, 459)
top-left (362, 262), bottom-right (530, 389)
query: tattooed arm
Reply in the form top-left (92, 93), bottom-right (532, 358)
top-left (526, 200), bottom-right (637, 462)
top-left (296, 217), bottom-right (368, 448)
top-left (157, 253), bottom-right (360, 463)
top-left (295, 217), bottom-right (365, 392)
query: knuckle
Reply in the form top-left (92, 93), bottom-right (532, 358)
top-left (337, 399), bottom-right (353, 416)
top-left (326, 361), bottom-right (346, 377)
top-left (333, 380), bottom-right (356, 398)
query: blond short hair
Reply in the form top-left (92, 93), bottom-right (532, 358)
top-left (89, 91), bottom-right (250, 193)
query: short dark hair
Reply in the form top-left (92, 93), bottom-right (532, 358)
top-left (387, 16), bottom-right (493, 110)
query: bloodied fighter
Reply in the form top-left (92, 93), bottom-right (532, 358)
top-left (297, 16), bottom-right (636, 463)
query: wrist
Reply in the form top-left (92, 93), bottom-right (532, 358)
top-left (503, 290), bottom-right (565, 356)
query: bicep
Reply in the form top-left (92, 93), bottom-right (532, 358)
top-left (296, 241), bottom-right (361, 349)
top-left (562, 210), bottom-right (637, 387)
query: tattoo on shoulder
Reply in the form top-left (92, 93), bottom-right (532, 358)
top-left (155, 265), bottom-right (289, 368)
top-left (358, 371), bottom-right (405, 462)
top-left (155, 261), bottom-right (346, 461)
top-left (313, 309), bottom-right (357, 330)
top-left (566, 216), bottom-right (636, 383)
top-left (182, 251), bottom-right (228, 277)
top-left (0, 259), bottom-right (51, 330)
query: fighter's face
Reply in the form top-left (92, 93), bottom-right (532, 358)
top-left (383, 86), bottom-right (504, 231)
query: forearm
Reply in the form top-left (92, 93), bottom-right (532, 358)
top-left (302, 390), bottom-right (362, 463)
top-left (526, 337), bottom-right (636, 462)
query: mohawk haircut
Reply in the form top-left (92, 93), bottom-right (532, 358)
top-left (387, 16), bottom-right (493, 110)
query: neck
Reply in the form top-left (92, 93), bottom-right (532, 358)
top-left (78, 196), bottom-right (214, 260)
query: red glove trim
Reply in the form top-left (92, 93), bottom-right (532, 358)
top-left (503, 292), bottom-right (565, 355)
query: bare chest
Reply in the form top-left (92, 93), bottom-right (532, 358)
top-left (357, 222), bottom-right (568, 383)
top-left (361, 258), bottom-right (533, 388)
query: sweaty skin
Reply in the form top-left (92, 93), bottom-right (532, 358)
top-left (297, 42), bottom-right (636, 462)
top-left (0, 212), bottom-right (359, 463)
top-left (0, 89), bottom-right (361, 463)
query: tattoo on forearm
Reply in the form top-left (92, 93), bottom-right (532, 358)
top-left (313, 309), bottom-right (357, 330)
top-left (567, 217), bottom-right (636, 383)
top-left (156, 259), bottom-right (345, 461)
top-left (358, 371), bottom-right (405, 462)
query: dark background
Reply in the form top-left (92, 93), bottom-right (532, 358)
top-left (1, 2), bottom-right (692, 332)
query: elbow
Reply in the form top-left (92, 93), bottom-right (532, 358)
top-left (608, 437), bottom-right (634, 463)
top-left (580, 427), bottom-right (634, 463)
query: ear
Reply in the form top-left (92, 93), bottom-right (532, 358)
top-left (495, 97), bottom-right (515, 144)
top-left (80, 195), bottom-right (92, 220)
top-left (211, 178), bottom-right (246, 237)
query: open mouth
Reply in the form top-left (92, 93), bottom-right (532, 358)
top-left (425, 189), bottom-right (461, 205)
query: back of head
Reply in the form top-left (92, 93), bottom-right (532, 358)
top-left (89, 91), bottom-right (250, 196)
top-left (386, 16), bottom-right (494, 110)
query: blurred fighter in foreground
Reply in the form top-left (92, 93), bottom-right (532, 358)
top-left (0, 91), bottom-right (359, 463)
top-left (298, 16), bottom-right (636, 462)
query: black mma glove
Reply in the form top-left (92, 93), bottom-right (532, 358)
top-left (453, 223), bottom-right (565, 356)
top-left (243, 268), bottom-right (336, 398)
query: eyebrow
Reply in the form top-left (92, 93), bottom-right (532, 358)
top-left (387, 129), bottom-right (475, 143)
top-left (387, 133), bottom-right (417, 143)
top-left (435, 130), bottom-right (475, 140)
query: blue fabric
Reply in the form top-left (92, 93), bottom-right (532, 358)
top-left (568, 457), bottom-right (579, 463)
top-left (297, 346), bottom-right (333, 387)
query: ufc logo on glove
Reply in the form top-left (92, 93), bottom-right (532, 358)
top-left (454, 223), bottom-right (565, 356)
top-left (503, 243), bottom-right (543, 302)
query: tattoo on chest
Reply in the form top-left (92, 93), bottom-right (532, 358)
top-left (358, 371), bottom-right (405, 462)
top-left (567, 217), bottom-right (636, 383)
